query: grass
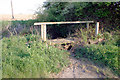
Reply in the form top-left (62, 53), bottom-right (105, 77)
top-left (11, 20), bottom-right (37, 27)
top-left (1, 20), bottom-right (39, 38)
top-left (2, 35), bottom-right (69, 78)
top-left (0, 39), bottom-right (1, 79)
top-left (71, 27), bottom-right (101, 44)
top-left (74, 30), bottom-right (120, 76)
top-left (1, 19), bottom-right (120, 78)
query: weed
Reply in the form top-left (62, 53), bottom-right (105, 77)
top-left (2, 35), bottom-right (69, 78)
top-left (74, 31), bottom-right (119, 76)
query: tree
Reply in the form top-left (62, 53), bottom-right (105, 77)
top-left (35, 2), bottom-right (120, 38)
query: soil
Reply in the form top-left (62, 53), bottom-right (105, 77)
top-left (50, 56), bottom-right (118, 78)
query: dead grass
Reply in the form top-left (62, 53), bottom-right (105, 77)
top-left (0, 14), bottom-right (37, 21)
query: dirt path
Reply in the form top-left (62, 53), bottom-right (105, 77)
top-left (48, 38), bottom-right (118, 78)
top-left (50, 56), bottom-right (118, 78)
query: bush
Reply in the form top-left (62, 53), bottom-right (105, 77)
top-left (2, 35), bottom-right (69, 78)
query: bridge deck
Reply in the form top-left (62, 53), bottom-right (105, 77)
top-left (47, 38), bottom-right (74, 45)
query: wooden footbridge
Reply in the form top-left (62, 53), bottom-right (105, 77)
top-left (34, 21), bottom-right (99, 44)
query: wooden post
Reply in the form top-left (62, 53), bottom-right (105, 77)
top-left (87, 23), bottom-right (89, 29)
top-left (95, 22), bottom-right (99, 35)
top-left (41, 24), bottom-right (44, 40)
top-left (43, 24), bottom-right (46, 41)
top-left (11, 0), bottom-right (14, 19)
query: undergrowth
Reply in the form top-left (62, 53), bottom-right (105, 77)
top-left (74, 30), bottom-right (120, 76)
top-left (71, 27), bottom-right (103, 44)
top-left (2, 35), bottom-right (69, 78)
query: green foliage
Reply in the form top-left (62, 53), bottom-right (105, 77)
top-left (0, 21), bottom-right (11, 38)
top-left (2, 35), bottom-right (69, 78)
top-left (71, 27), bottom-right (97, 43)
top-left (35, 2), bottom-right (120, 38)
top-left (0, 21), bottom-right (11, 30)
top-left (37, 2), bottom-right (120, 21)
top-left (11, 20), bottom-right (37, 27)
top-left (74, 31), bottom-right (119, 76)
top-left (0, 39), bottom-right (1, 79)
top-left (94, 8), bottom-right (110, 18)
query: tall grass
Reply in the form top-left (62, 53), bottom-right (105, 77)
top-left (2, 35), bottom-right (69, 78)
top-left (1, 20), bottom-right (41, 38)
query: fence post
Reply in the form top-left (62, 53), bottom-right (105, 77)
top-left (41, 24), bottom-right (44, 40)
top-left (43, 24), bottom-right (46, 41)
top-left (95, 22), bottom-right (99, 35)
top-left (87, 23), bottom-right (89, 29)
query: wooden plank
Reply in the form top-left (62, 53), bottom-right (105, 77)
top-left (43, 24), bottom-right (46, 41)
top-left (41, 24), bottom-right (44, 40)
top-left (48, 39), bottom-right (74, 45)
top-left (34, 21), bottom-right (94, 25)
top-left (95, 22), bottom-right (99, 35)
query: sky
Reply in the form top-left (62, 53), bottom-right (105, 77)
top-left (0, 0), bottom-right (46, 14)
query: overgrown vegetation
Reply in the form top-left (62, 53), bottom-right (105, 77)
top-left (35, 2), bottom-right (120, 76)
top-left (0, 40), bottom-right (1, 79)
top-left (1, 2), bottom-right (120, 39)
top-left (1, 2), bottom-right (120, 78)
top-left (74, 31), bottom-right (120, 76)
top-left (2, 35), bottom-right (69, 78)
top-left (1, 20), bottom-right (40, 38)
top-left (35, 2), bottom-right (120, 38)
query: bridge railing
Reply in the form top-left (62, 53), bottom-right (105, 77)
top-left (34, 21), bottom-right (99, 41)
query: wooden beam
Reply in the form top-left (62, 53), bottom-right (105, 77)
top-left (41, 24), bottom-right (44, 40)
top-left (95, 22), bottom-right (99, 35)
top-left (43, 24), bottom-right (46, 41)
top-left (34, 21), bottom-right (94, 25)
